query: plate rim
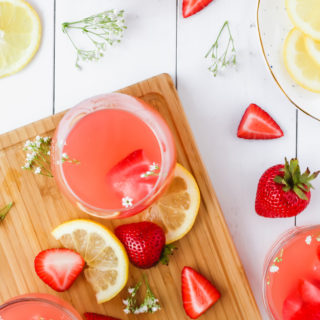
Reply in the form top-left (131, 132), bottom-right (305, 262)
top-left (256, 0), bottom-right (320, 121)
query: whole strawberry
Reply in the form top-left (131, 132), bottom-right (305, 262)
top-left (115, 221), bottom-right (165, 269)
top-left (255, 158), bottom-right (319, 218)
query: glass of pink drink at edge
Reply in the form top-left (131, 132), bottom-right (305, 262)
top-left (51, 93), bottom-right (176, 219)
top-left (263, 225), bottom-right (320, 320)
top-left (0, 293), bottom-right (82, 320)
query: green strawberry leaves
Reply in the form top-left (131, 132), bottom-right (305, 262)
top-left (274, 158), bottom-right (319, 200)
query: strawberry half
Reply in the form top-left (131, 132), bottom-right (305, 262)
top-left (182, 0), bottom-right (213, 18)
top-left (237, 104), bottom-right (283, 139)
top-left (255, 158), bottom-right (319, 218)
top-left (300, 280), bottom-right (320, 305)
top-left (181, 266), bottom-right (220, 319)
top-left (106, 149), bottom-right (158, 203)
top-left (84, 312), bottom-right (121, 320)
top-left (34, 248), bottom-right (85, 292)
top-left (115, 221), bottom-right (165, 269)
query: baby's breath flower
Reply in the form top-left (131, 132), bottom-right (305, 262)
top-left (62, 9), bottom-right (127, 69)
top-left (122, 196), bottom-right (133, 208)
top-left (34, 167), bottom-right (41, 175)
top-left (205, 21), bottom-right (236, 77)
top-left (122, 274), bottom-right (161, 315)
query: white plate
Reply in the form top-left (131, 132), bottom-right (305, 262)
top-left (257, 0), bottom-right (320, 120)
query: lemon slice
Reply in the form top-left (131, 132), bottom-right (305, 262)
top-left (305, 36), bottom-right (320, 65)
top-left (141, 164), bottom-right (200, 244)
top-left (0, 0), bottom-right (41, 78)
top-left (286, 0), bottom-right (320, 41)
top-left (52, 219), bottom-right (128, 303)
top-left (283, 28), bottom-right (320, 93)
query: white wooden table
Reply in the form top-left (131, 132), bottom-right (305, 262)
top-left (1, 0), bottom-right (320, 319)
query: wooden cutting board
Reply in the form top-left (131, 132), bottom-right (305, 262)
top-left (0, 74), bottom-right (261, 319)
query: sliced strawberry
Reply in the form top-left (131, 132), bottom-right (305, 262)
top-left (291, 304), bottom-right (320, 320)
top-left (181, 266), bottom-right (220, 319)
top-left (34, 249), bottom-right (85, 292)
top-left (237, 104), bottom-right (283, 139)
top-left (182, 0), bottom-right (213, 18)
top-left (283, 290), bottom-right (303, 320)
top-left (300, 280), bottom-right (320, 305)
top-left (84, 312), bottom-right (121, 320)
top-left (317, 246), bottom-right (320, 261)
top-left (106, 149), bottom-right (158, 203)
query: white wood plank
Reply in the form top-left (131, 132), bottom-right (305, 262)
top-left (0, 0), bottom-right (54, 134)
top-left (296, 111), bottom-right (320, 226)
top-left (54, 0), bottom-right (176, 112)
top-left (176, 0), bottom-right (296, 317)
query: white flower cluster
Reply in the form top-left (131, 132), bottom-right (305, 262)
top-left (21, 136), bottom-right (52, 176)
top-left (141, 162), bottom-right (160, 178)
top-left (305, 235), bottom-right (312, 245)
top-left (123, 276), bottom-right (161, 315)
top-left (62, 9), bottom-right (127, 69)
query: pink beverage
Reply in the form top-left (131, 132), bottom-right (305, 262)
top-left (51, 93), bottom-right (176, 219)
top-left (0, 293), bottom-right (82, 320)
top-left (263, 225), bottom-right (320, 320)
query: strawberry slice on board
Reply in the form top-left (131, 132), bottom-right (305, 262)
top-left (34, 248), bottom-right (85, 292)
top-left (182, 0), bottom-right (213, 18)
top-left (181, 266), bottom-right (220, 319)
top-left (237, 104), bottom-right (284, 140)
top-left (106, 149), bottom-right (158, 203)
top-left (84, 312), bottom-right (121, 320)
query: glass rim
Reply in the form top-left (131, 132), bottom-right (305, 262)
top-left (54, 92), bottom-right (175, 215)
top-left (0, 295), bottom-right (81, 320)
top-left (262, 224), bottom-right (320, 319)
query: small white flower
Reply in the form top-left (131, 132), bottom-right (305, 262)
top-left (43, 136), bottom-right (50, 142)
top-left (152, 306), bottom-right (159, 312)
top-left (140, 305), bottom-right (148, 313)
top-left (149, 162), bottom-right (159, 171)
top-left (123, 308), bottom-right (130, 314)
top-left (47, 151), bottom-right (50, 155)
top-left (36, 141), bottom-right (41, 148)
top-left (140, 173), bottom-right (147, 178)
top-left (269, 265), bottom-right (279, 273)
top-left (134, 309), bottom-right (141, 314)
top-left (24, 140), bottom-right (31, 148)
top-left (62, 153), bottom-right (68, 159)
top-left (305, 235), bottom-right (312, 245)
top-left (122, 196), bottom-right (133, 208)
top-left (122, 299), bottom-right (128, 306)
top-left (34, 167), bottom-right (41, 174)
top-left (35, 135), bottom-right (41, 141)
top-left (128, 287), bottom-right (134, 294)
top-left (24, 162), bottom-right (31, 168)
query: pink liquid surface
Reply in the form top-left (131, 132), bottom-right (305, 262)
top-left (265, 227), bottom-right (320, 319)
top-left (0, 294), bottom-right (81, 320)
top-left (62, 108), bottom-right (161, 210)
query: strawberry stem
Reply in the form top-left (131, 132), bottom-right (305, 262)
top-left (274, 158), bottom-right (319, 200)
top-left (160, 243), bottom-right (177, 265)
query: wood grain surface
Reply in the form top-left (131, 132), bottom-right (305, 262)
top-left (0, 74), bottom-right (261, 319)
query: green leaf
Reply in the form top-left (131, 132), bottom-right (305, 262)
top-left (274, 176), bottom-right (285, 185)
top-left (0, 202), bottom-right (13, 222)
top-left (293, 186), bottom-right (308, 200)
top-left (160, 244), bottom-right (177, 265)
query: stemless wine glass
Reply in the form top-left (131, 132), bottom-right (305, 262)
top-left (263, 225), bottom-right (320, 320)
top-left (0, 293), bottom-right (82, 320)
top-left (51, 93), bottom-right (176, 219)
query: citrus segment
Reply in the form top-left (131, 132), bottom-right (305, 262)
top-left (305, 36), bottom-right (320, 65)
top-left (0, 0), bottom-right (41, 77)
top-left (286, 0), bottom-right (320, 40)
top-left (52, 219), bottom-right (128, 303)
top-left (283, 28), bottom-right (320, 92)
top-left (142, 164), bottom-right (200, 244)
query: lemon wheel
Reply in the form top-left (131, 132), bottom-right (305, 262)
top-left (142, 164), bottom-right (200, 244)
top-left (0, 0), bottom-right (41, 78)
top-left (283, 28), bottom-right (320, 93)
top-left (52, 219), bottom-right (129, 303)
